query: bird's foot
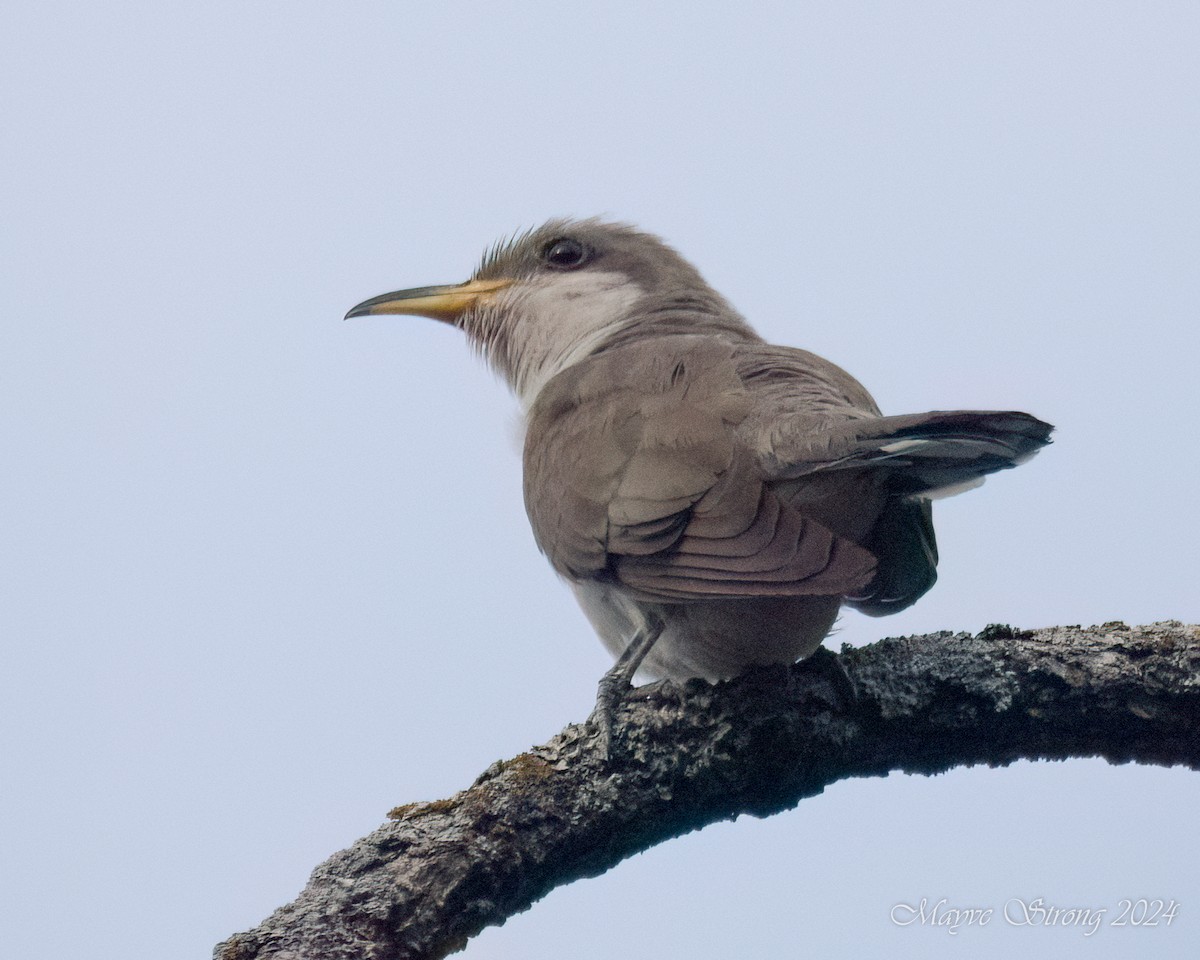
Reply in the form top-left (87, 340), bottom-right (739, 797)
top-left (796, 646), bottom-right (860, 707)
top-left (585, 616), bottom-right (664, 761)
top-left (585, 670), bottom-right (629, 761)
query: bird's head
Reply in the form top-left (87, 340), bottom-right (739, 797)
top-left (346, 218), bottom-right (754, 405)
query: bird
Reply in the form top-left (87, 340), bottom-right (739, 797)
top-left (347, 218), bottom-right (1052, 720)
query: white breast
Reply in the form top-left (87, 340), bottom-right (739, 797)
top-left (495, 271), bottom-right (644, 408)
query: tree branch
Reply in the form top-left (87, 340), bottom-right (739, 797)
top-left (215, 620), bottom-right (1200, 960)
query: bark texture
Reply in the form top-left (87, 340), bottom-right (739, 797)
top-left (216, 620), bottom-right (1200, 960)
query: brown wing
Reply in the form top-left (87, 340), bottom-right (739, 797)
top-left (729, 345), bottom-right (1050, 614)
top-left (522, 337), bottom-right (877, 602)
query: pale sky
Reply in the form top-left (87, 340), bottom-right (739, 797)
top-left (2, 3), bottom-right (1198, 958)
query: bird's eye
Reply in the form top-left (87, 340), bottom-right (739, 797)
top-left (542, 238), bottom-right (590, 269)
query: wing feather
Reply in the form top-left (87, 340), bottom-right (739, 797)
top-left (523, 337), bottom-right (877, 601)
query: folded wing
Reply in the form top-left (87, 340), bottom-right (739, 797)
top-left (523, 337), bottom-right (878, 602)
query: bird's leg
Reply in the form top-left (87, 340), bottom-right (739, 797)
top-left (587, 616), bottom-right (664, 759)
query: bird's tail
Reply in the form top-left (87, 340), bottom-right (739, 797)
top-left (827, 410), bottom-right (1053, 499)
top-left (837, 410), bottom-right (1051, 618)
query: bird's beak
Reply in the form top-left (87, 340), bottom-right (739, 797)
top-left (344, 278), bottom-right (513, 323)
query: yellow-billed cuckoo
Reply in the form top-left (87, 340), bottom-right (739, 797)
top-left (348, 219), bottom-right (1051, 714)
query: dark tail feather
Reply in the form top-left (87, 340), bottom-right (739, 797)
top-left (847, 497), bottom-right (939, 616)
top-left (839, 410), bottom-right (1053, 498)
top-left (842, 411), bottom-right (1050, 616)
